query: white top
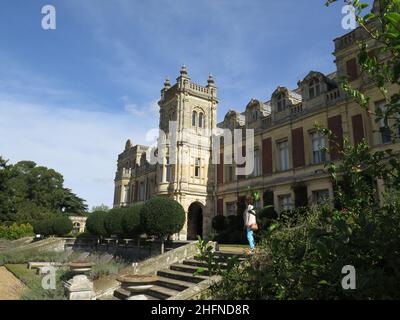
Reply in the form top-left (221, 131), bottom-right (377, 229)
top-left (243, 204), bottom-right (257, 227)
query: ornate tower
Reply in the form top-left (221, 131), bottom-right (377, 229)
top-left (157, 65), bottom-right (218, 240)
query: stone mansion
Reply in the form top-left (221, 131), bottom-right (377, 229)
top-left (113, 2), bottom-right (399, 240)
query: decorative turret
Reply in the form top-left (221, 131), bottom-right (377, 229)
top-left (207, 74), bottom-right (216, 88)
top-left (180, 64), bottom-right (188, 76)
top-left (164, 77), bottom-right (171, 90)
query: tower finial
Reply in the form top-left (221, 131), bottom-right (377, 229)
top-left (207, 73), bottom-right (216, 87)
top-left (180, 64), bottom-right (188, 76)
top-left (164, 77), bottom-right (171, 89)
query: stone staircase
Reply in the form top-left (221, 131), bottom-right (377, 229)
top-left (105, 251), bottom-right (246, 300)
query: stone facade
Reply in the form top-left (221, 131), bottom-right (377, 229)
top-left (114, 4), bottom-right (399, 240)
top-left (69, 216), bottom-right (87, 233)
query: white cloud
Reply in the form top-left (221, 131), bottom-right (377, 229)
top-left (122, 96), bottom-right (159, 117)
top-left (0, 98), bottom-right (153, 210)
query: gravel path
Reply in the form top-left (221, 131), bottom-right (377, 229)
top-left (0, 266), bottom-right (25, 300)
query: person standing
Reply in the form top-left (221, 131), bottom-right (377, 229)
top-left (243, 195), bottom-right (257, 253)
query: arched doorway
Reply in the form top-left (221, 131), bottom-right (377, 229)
top-left (187, 202), bottom-right (203, 240)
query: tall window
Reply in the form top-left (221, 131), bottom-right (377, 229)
top-left (195, 158), bottom-right (201, 178)
top-left (376, 101), bottom-right (392, 144)
top-left (309, 78), bottom-right (321, 99)
top-left (313, 190), bottom-right (330, 205)
top-left (192, 111), bottom-right (197, 127)
top-left (253, 149), bottom-right (261, 176)
top-left (139, 182), bottom-right (145, 201)
top-left (166, 157), bottom-right (172, 182)
top-left (278, 140), bottom-right (290, 171)
top-left (123, 185), bottom-right (129, 203)
top-left (311, 132), bottom-right (326, 164)
top-left (226, 165), bottom-right (235, 182)
top-left (199, 113), bottom-right (204, 128)
top-left (226, 202), bottom-right (236, 216)
top-left (279, 195), bottom-right (293, 212)
top-left (277, 94), bottom-right (286, 112)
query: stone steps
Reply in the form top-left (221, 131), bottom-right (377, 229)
top-left (110, 250), bottom-right (246, 300)
top-left (155, 276), bottom-right (194, 291)
top-left (157, 269), bottom-right (209, 284)
top-left (146, 285), bottom-right (181, 300)
top-left (182, 259), bottom-right (228, 269)
top-left (170, 263), bottom-right (210, 276)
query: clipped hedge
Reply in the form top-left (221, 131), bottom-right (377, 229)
top-left (140, 197), bottom-right (185, 238)
top-left (212, 215), bottom-right (226, 233)
top-left (51, 217), bottom-right (73, 236)
top-left (32, 216), bottom-right (73, 237)
top-left (86, 211), bottom-right (108, 237)
top-left (122, 204), bottom-right (144, 238)
top-left (104, 208), bottom-right (124, 237)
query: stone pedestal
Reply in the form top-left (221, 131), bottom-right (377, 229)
top-left (64, 275), bottom-right (94, 300)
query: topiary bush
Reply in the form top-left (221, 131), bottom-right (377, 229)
top-left (212, 215), bottom-right (226, 233)
top-left (33, 219), bottom-right (53, 236)
top-left (122, 204), bottom-right (144, 238)
top-left (51, 216), bottom-right (73, 236)
top-left (86, 211), bottom-right (108, 238)
top-left (104, 208), bottom-right (124, 237)
top-left (140, 197), bottom-right (185, 239)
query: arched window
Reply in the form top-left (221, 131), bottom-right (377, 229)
top-left (199, 113), bottom-right (204, 128)
top-left (309, 78), bottom-right (321, 99)
top-left (277, 94), bottom-right (286, 112)
top-left (192, 111), bottom-right (197, 127)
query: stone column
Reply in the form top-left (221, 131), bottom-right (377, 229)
top-left (65, 275), bottom-right (94, 300)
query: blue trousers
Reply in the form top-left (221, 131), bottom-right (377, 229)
top-left (246, 228), bottom-right (255, 250)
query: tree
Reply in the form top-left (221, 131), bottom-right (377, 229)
top-left (104, 208), bottom-right (125, 237)
top-left (0, 158), bottom-right (88, 224)
top-left (86, 211), bottom-right (108, 238)
top-left (122, 204), bottom-right (144, 238)
top-left (51, 216), bottom-right (73, 236)
top-left (140, 197), bottom-right (185, 239)
top-left (0, 157), bottom-right (15, 222)
top-left (91, 204), bottom-right (110, 213)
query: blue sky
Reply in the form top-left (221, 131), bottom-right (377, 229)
top-left (0, 0), bottom-right (372, 209)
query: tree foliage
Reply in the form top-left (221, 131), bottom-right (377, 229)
top-left (140, 197), bottom-right (185, 239)
top-left (85, 211), bottom-right (108, 238)
top-left (121, 204), bottom-right (144, 238)
top-left (0, 158), bottom-right (87, 224)
top-left (104, 208), bottom-right (125, 237)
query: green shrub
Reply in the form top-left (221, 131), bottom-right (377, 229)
top-left (212, 215), bottom-right (226, 233)
top-left (32, 217), bottom-right (72, 237)
top-left (226, 215), bottom-right (243, 230)
top-left (32, 219), bottom-right (53, 236)
top-left (122, 204), bottom-right (143, 238)
top-left (86, 211), bottom-right (108, 238)
top-left (140, 197), bottom-right (185, 238)
top-left (258, 205), bottom-right (278, 231)
top-left (51, 217), bottom-right (73, 236)
top-left (0, 223), bottom-right (34, 240)
top-left (89, 258), bottom-right (127, 280)
top-left (104, 208), bottom-right (124, 237)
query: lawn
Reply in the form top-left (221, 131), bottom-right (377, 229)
top-left (5, 264), bottom-right (39, 287)
top-left (5, 263), bottom-right (68, 300)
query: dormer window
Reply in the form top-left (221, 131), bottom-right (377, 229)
top-left (199, 113), bottom-right (204, 128)
top-left (252, 110), bottom-right (258, 121)
top-left (277, 94), bottom-right (286, 112)
top-left (192, 111), bottom-right (197, 127)
top-left (309, 78), bottom-right (321, 99)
